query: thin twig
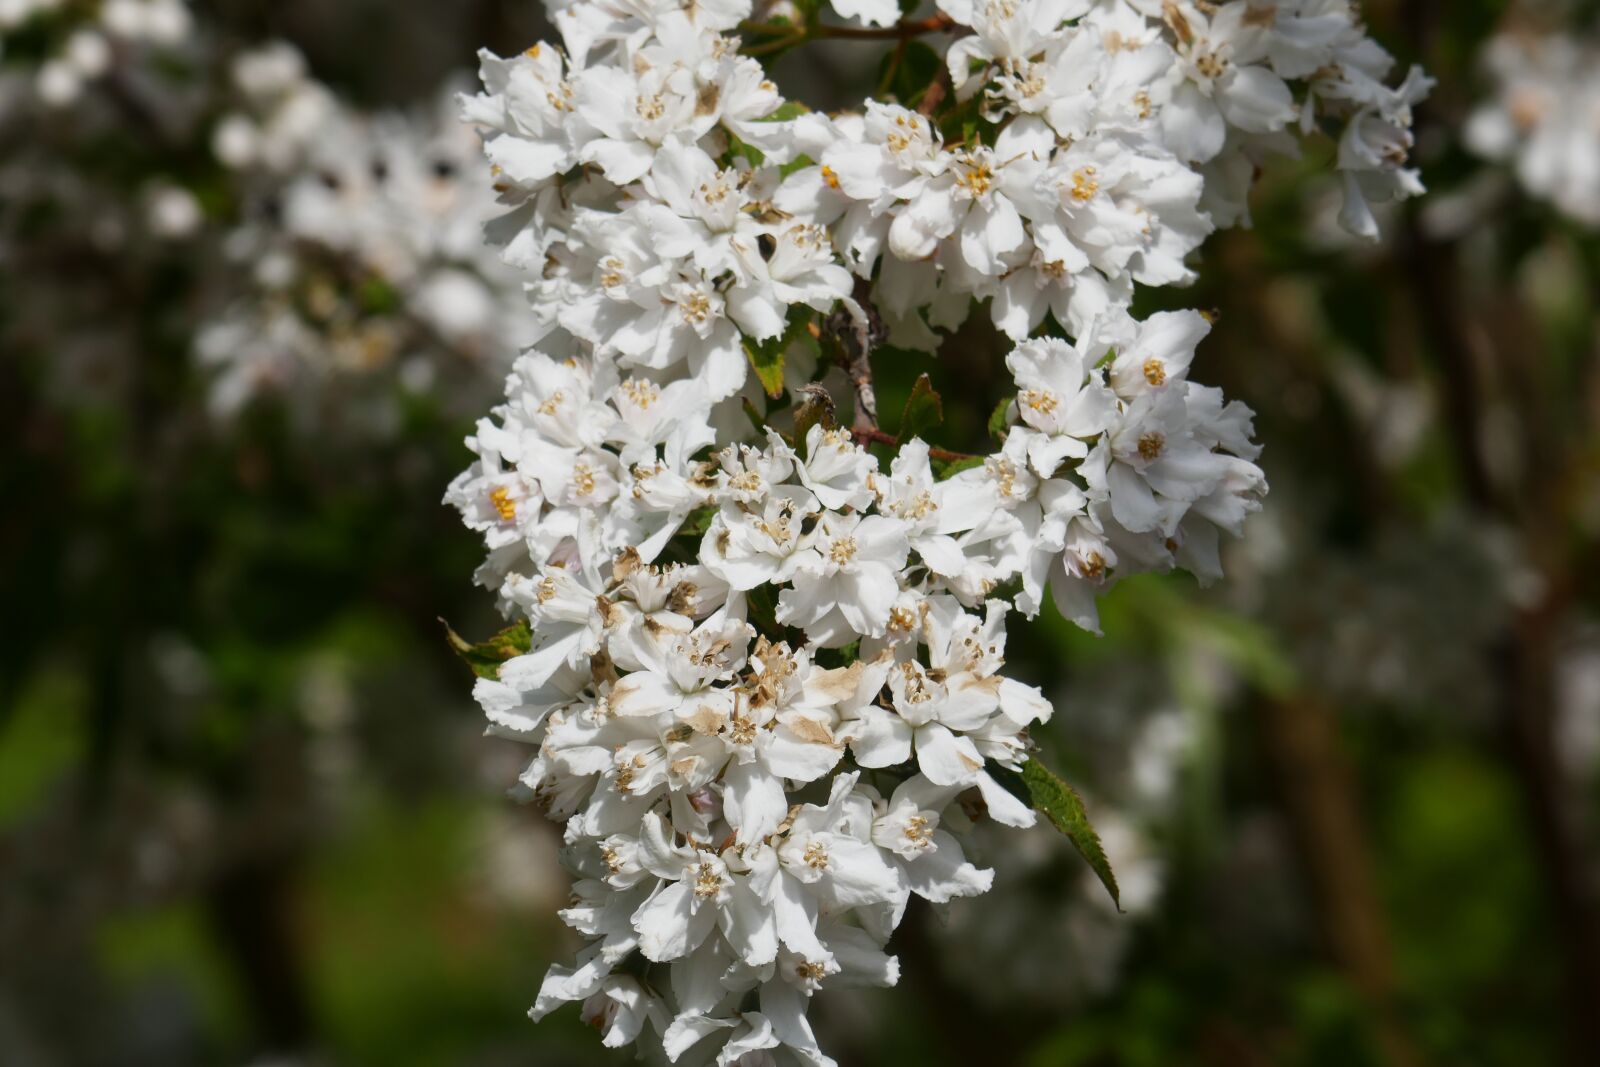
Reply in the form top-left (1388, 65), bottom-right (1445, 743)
top-left (853, 428), bottom-right (975, 463)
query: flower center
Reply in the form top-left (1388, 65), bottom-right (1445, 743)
top-left (680, 291), bottom-right (712, 324)
top-left (574, 462), bottom-right (597, 496)
top-left (956, 159), bottom-right (995, 198)
top-left (636, 92), bottom-right (667, 122)
top-left (829, 537), bottom-right (858, 565)
top-left (1070, 166), bottom-right (1099, 203)
top-left (620, 378), bottom-right (660, 408)
top-left (693, 861), bottom-right (723, 898)
top-left (1142, 358), bottom-right (1167, 386)
top-left (489, 486), bottom-right (517, 521)
top-left (1137, 432), bottom-right (1165, 461)
top-left (1023, 388), bottom-right (1060, 415)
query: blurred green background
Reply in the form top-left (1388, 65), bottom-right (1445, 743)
top-left (3, 1), bottom-right (1599, 1066)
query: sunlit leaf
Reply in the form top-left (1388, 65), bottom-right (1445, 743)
top-left (1018, 756), bottom-right (1121, 910)
top-left (442, 619), bottom-right (531, 680)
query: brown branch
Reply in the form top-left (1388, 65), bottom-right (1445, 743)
top-left (852, 428), bottom-right (974, 463)
top-left (1260, 694), bottom-right (1431, 1067)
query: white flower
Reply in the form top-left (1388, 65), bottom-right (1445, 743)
top-left (777, 510), bottom-right (911, 646)
top-left (1155, 0), bottom-right (1298, 164)
top-left (797, 424), bottom-right (876, 511)
top-left (1006, 335), bottom-right (1119, 474)
top-left (630, 813), bottom-right (779, 965)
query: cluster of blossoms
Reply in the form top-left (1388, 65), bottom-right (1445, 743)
top-left (197, 47), bottom-right (537, 418)
top-left (469, 0), bottom-right (1430, 373)
top-left (447, 0), bottom-right (1427, 1061)
top-left (0, 1), bottom-right (534, 423)
top-left (1466, 23), bottom-right (1600, 227)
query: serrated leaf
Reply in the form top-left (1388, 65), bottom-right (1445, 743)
top-left (1020, 757), bottom-right (1121, 910)
top-left (988, 394), bottom-right (1015, 441)
top-left (897, 373), bottom-right (944, 443)
top-left (443, 619), bottom-right (531, 680)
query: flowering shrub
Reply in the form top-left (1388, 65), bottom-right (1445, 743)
top-left (445, 0), bottom-right (1430, 1061)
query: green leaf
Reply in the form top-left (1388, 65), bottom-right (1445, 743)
top-left (935, 455), bottom-right (985, 480)
top-left (812, 641), bottom-right (860, 669)
top-left (742, 397), bottom-right (768, 434)
top-left (779, 153), bottom-right (815, 180)
top-left (988, 394), bottom-right (1015, 441)
top-left (757, 100), bottom-right (812, 123)
top-left (725, 133), bottom-right (765, 169)
top-left (743, 307), bottom-right (812, 400)
top-left (744, 337), bottom-right (786, 399)
top-left (357, 276), bottom-right (400, 315)
top-left (746, 584), bottom-right (781, 636)
top-left (442, 619), bottom-right (531, 680)
top-left (898, 373), bottom-right (944, 443)
top-left (1019, 756), bottom-right (1121, 910)
top-left (675, 504), bottom-right (718, 540)
top-left (877, 40), bottom-right (942, 105)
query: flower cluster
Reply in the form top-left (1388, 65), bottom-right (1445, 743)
top-left (0, 3), bottom-right (538, 424)
top-left (448, 0), bottom-right (1424, 1062)
top-left (1466, 25), bottom-right (1600, 227)
top-left (449, 326), bottom-right (1261, 1062)
top-left (196, 51), bottom-right (537, 419)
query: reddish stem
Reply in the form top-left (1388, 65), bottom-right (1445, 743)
top-left (852, 428), bottom-right (975, 464)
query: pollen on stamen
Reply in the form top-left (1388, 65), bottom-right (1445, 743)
top-left (1070, 166), bottom-right (1099, 204)
top-left (489, 486), bottom-right (517, 521)
top-left (693, 860), bottom-right (724, 898)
